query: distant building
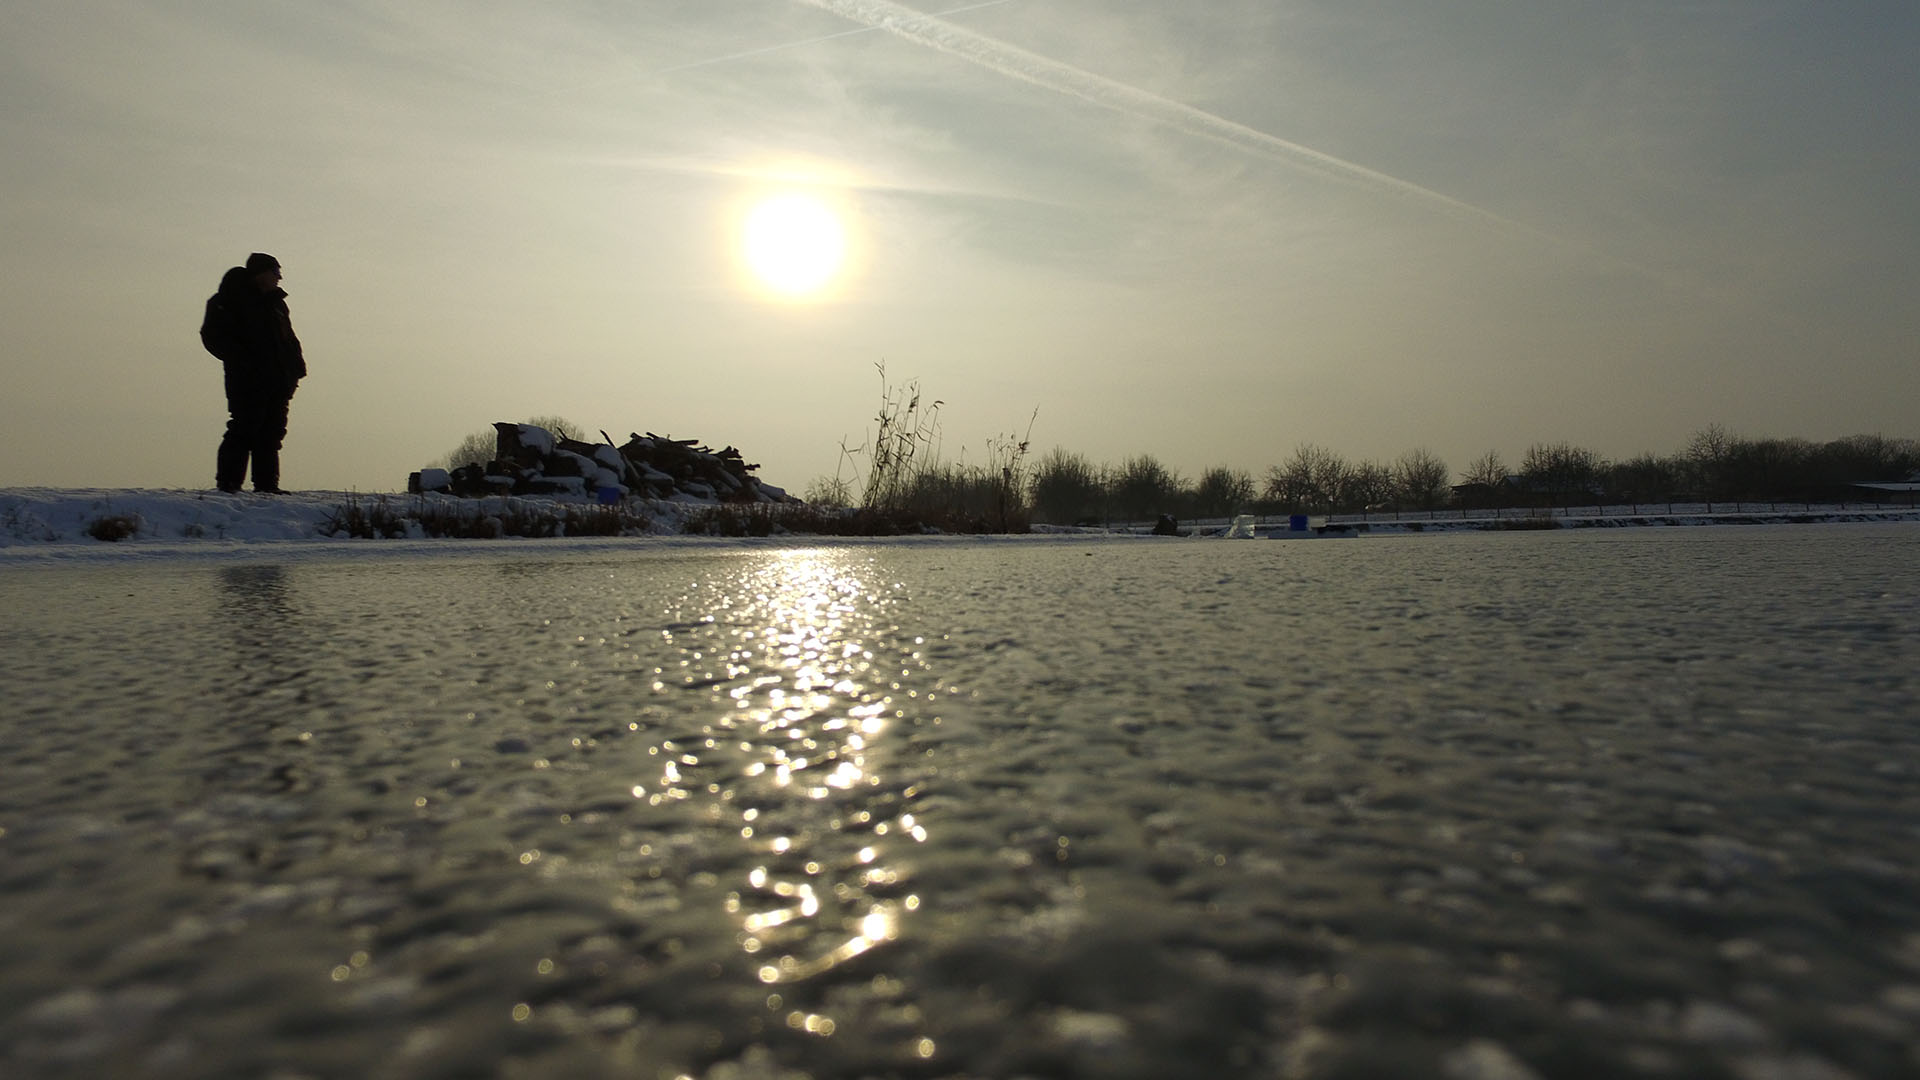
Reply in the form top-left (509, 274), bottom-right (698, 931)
top-left (1850, 472), bottom-right (1920, 505)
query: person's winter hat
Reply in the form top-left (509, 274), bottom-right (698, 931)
top-left (245, 252), bottom-right (281, 273)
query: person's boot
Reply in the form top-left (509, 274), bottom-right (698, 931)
top-left (216, 438), bottom-right (247, 493)
top-left (253, 448), bottom-right (282, 493)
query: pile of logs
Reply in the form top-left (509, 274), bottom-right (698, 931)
top-left (410, 423), bottom-right (796, 503)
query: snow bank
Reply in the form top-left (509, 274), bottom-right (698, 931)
top-left (0, 488), bottom-right (697, 560)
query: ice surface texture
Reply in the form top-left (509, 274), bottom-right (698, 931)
top-left (1, 527), bottom-right (1917, 1078)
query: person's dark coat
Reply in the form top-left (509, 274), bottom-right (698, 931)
top-left (201, 268), bottom-right (305, 399)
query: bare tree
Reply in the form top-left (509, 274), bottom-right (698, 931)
top-left (1687, 422), bottom-right (1734, 465)
top-left (1265, 443), bottom-right (1348, 513)
top-left (1113, 455), bottom-right (1182, 520)
top-left (1261, 464), bottom-right (1299, 509)
top-left (1825, 433), bottom-right (1920, 478)
top-left (436, 430), bottom-right (498, 472)
top-left (1522, 442), bottom-right (1604, 505)
top-left (1686, 423), bottom-right (1735, 496)
top-left (1723, 436), bottom-right (1812, 499)
top-left (1453, 450), bottom-right (1509, 509)
top-left (1193, 466), bottom-right (1256, 518)
top-left (1343, 460), bottom-right (1396, 511)
top-left (1606, 453), bottom-right (1684, 502)
top-left (1028, 447), bottom-right (1103, 524)
top-left (436, 415), bottom-right (586, 470)
top-left (1462, 450), bottom-right (1507, 488)
top-left (1393, 448), bottom-right (1451, 509)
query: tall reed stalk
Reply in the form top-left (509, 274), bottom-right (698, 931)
top-left (848, 361), bottom-right (943, 512)
top-left (833, 362), bottom-right (1036, 531)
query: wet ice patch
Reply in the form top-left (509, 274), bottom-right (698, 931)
top-left (1051, 1008), bottom-right (1130, 1047)
top-left (1730, 1053), bottom-right (1860, 1080)
top-left (16, 985), bottom-right (182, 1064)
top-left (1679, 1000), bottom-right (1771, 1047)
top-left (1441, 1038), bottom-right (1541, 1080)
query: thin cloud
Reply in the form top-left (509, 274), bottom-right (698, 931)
top-left (660, 0), bottom-right (1014, 75)
top-left (538, 0), bottom-right (1014, 95)
top-left (795, 0), bottom-right (1553, 242)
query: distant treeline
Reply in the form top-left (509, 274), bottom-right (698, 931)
top-left (463, 385), bottom-right (1914, 529)
top-left (813, 426), bottom-right (1919, 527)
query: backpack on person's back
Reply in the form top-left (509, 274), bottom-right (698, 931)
top-left (199, 266), bottom-right (250, 363)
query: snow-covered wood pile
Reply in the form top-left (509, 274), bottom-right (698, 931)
top-left (410, 424), bottom-right (796, 503)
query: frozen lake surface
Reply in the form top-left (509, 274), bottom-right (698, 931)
top-left (2, 526), bottom-right (1917, 1078)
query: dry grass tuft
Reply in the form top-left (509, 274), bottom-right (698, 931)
top-left (321, 495), bottom-right (652, 539)
top-left (85, 514), bottom-right (141, 542)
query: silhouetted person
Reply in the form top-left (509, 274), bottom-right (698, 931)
top-left (202, 253), bottom-right (306, 493)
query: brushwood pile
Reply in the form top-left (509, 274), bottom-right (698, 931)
top-left (410, 423), bottom-right (796, 504)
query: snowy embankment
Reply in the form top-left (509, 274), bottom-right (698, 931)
top-left (0, 488), bottom-right (715, 562)
top-left (0, 488), bottom-right (1102, 563)
top-left (5, 488), bottom-right (1917, 563)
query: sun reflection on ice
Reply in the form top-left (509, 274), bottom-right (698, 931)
top-left (632, 550), bottom-right (938, 1002)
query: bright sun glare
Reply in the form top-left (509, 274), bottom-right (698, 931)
top-left (741, 193), bottom-right (847, 299)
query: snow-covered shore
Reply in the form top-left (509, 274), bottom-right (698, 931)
top-left (0, 487), bottom-right (1077, 563)
top-left (1, 488), bottom-right (407, 544)
top-left (0, 488), bottom-right (709, 562)
top-left (3, 487), bottom-right (1917, 564)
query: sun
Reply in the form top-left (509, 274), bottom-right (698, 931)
top-left (740, 193), bottom-right (847, 299)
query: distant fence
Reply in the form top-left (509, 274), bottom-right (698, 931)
top-left (1324, 501), bottom-right (1917, 525)
top-left (1085, 502), bottom-right (1920, 533)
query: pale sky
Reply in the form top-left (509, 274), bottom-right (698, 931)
top-left (3, 1), bottom-right (1915, 493)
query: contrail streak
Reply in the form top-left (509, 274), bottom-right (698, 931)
top-left (794, 0), bottom-right (1550, 240)
top-left (540, 0), bottom-right (1015, 94)
top-left (659, 0), bottom-right (1014, 75)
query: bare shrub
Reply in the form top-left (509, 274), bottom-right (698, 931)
top-left (802, 475), bottom-right (854, 509)
top-left (320, 495), bottom-right (409, 538)
top-left (1493, 514), bottom-right (1559, 531)
top-left (86, 514), bottom-right (141, 542)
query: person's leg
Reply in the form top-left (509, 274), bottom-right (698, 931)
top-left (248, 397), bottom-right (291, 492)
top-left (216, 366), bottom-right (249, 492)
